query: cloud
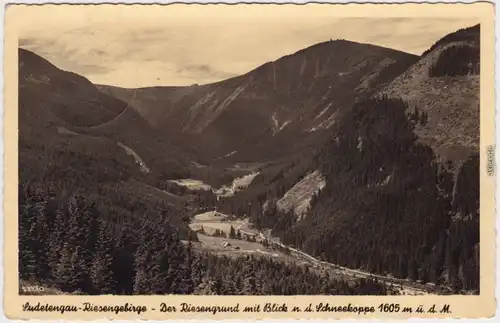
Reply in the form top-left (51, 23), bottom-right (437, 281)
top-left (17, 6), bottom-right (479, 87)
top-left (19, 36), bottom-right (113, 76)
top-left (177, 64), bottom-right (238, 81)
top-left (19, 38), bottom-right (36, 47)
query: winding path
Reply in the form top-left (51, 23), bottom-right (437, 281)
top-left (83, 89), bottom-right (138, 130)
top-left (265, 237), bottom-right (437, 295)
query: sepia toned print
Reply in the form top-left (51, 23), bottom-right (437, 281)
top-left (3, 2), bottom-right (496, 320)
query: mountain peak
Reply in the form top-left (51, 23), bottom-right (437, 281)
top-left (99, 38), bottom-right (418, 161)
top-left (378, 24), bottom-right (480, 164)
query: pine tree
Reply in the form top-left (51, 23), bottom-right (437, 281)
top-left (18, 198), bottom-right (36, 279)
top-left (262, 279), bottom-right (275, 295)
top-left (47, 208), bottom-right (66, 283)
top-left (68, 246), bottom-right (88, 292)
top-left (178, 239), bottom-right (195, 294)
top-left (134, 224), bottom-right (175, 295)
top-left (194, 277), bottom-right (215, 295)
top-left (133, 227), bottom-right (156, 295)
top-left (81, 201), bottom-right (100, 270)
top-left (420, 111), bottom-right (428, 125)
top-left (54, 243), bottom-right (87, 292)
top-left (53, 242), bottom-right (74, 291)
top-left (64, 194), bottom-right (94, 293)
top-left (229, 225), bottom-right (236, 239)
top-left (32, 197), bottom-right (51, 280)
top-left (234, 274), bottom-right (244, 295)
top-left (90, 218), bottom-right (117, 294)
top-left (113, 231), bottom-right (136, 295)
top-left (212, 275), bottom-right (224, 295)
top-left (243, 262), bottom-right (257, 295)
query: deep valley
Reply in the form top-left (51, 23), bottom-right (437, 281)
top-left (18, 24), bottom-right (480, 296)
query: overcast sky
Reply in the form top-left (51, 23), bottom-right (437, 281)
top-left (18, 5), bottom-right (479, 88)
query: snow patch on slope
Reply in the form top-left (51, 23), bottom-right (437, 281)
top-left (117, 142), bottom-right (151, 174)
top-left (215, 84), bottom-right (248, 114)
top-left (188, 91), bottom-right (216, 113)
top-left (170, 171), bottom-right (259, 198)
top-left (277, 170), bottom-right (326, 220)
top-left (378, 174), bottom-right (392, 186)
top-left (25, 74), bottom-right (51, 84)
top-left (355, 57), bottom-right (395, 92)
top-left (190, 84), bottom-right (248, 132)
top-left (277, 120), bottom-right (291, 133)
top-left (357, 135), bottom-right (364, 152)
top-left (271, 112), bottom-right (291, 135)
top-left (309, 110), bottom-right (339, 132)
top-left (323, 111), bottom-right (338, 129)
top-left (169, 179), bottom-right (213, 191)
top-left (216, 172), bottom-right (260, 197)
top-left (272, 113), bottom-right (279, 129)
top-left (316, 103), bottom-right (332, 119)
top-left (300, 58), bottom-right (307, 76)
top-left (57, 126), bottom-right (78, 135)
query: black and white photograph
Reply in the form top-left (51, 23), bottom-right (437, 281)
top-left (15, 4), bottom-right (484, 299)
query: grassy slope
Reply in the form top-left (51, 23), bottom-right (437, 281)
top-left (377, 24), bottom-right (480, 166)
top-left (19, 48), bottom-right (194, 237)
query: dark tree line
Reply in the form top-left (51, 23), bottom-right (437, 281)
top-left (429, 45), bottom-right (480, 77)
top-left (240, 96), bottom-right (479, 294)
top-left (408, 106), bottom-right (429, 126)
top-left (215, 157), bottom-right (317, 231)
top-left (19, 184), bottom-right (393, 295)
top-left (422, 24), bottom-right (480, 57)
top-left (193, 253), bottom-right (395, 295)
top-left (19, 185), bottom-right (196, 295)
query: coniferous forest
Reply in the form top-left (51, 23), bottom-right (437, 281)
top-left (19, 184), bottom-right (393, 295)
top-left (213, 96), bottom-right (480, 294)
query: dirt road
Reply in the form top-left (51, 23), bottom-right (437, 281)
top-left (189, 210), bottom-right (438, 295)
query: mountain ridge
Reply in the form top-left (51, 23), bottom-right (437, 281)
top-left (377, 24), bottom-right (480, 166)
top-left (215, 24), bottom-right (480, 293)
top-left (18, 24), bottom-right (481, 295)
top-left (98, 39), bottom-right (419, 161)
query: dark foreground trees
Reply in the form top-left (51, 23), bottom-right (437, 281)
top-left (224, 96), bottom-right (479, 294)
top-left (19, 184), bottom-right (393, 295)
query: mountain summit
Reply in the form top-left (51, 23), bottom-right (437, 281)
top-left (233, 25), bottom-right (481, 293)
top-left (18, 24), bottom-right (481, 296)
top-left (99, 40), bottom-right (418, 161)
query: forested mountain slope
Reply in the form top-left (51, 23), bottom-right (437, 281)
top-left (99, 40), bottom-right (418, 161)
top-left (220, 25), bottom-right (480, 294)
top-left (19, 47), bottom-right (394, 296)
top-left (19, 24), bottom-right (480, 295)
top-left (20, 48), bottom-right (191, 181)
top-left (19, 48), bottom-right (195, 239)
top-left (378, 24), bottom-right (480, 165)
top-left (19, 184), bottom-right (393, 295)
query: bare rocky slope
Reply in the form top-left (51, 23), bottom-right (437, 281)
top-left (98, 40), bottom-right (418, 162)
top-left (377, 24), bottom-right (480, 166)
top-left (19, 25), bottom-right (481, 294)
top-left (218, 25), bottom-right (480, 294)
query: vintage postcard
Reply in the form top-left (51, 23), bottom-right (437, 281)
top-left (3, 2), bottom-right (496, 320)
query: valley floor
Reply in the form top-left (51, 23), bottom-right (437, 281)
top-left (188, 210), bottom-right (437, 296)
top-left (45, 125), bottom-right (456, 296)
